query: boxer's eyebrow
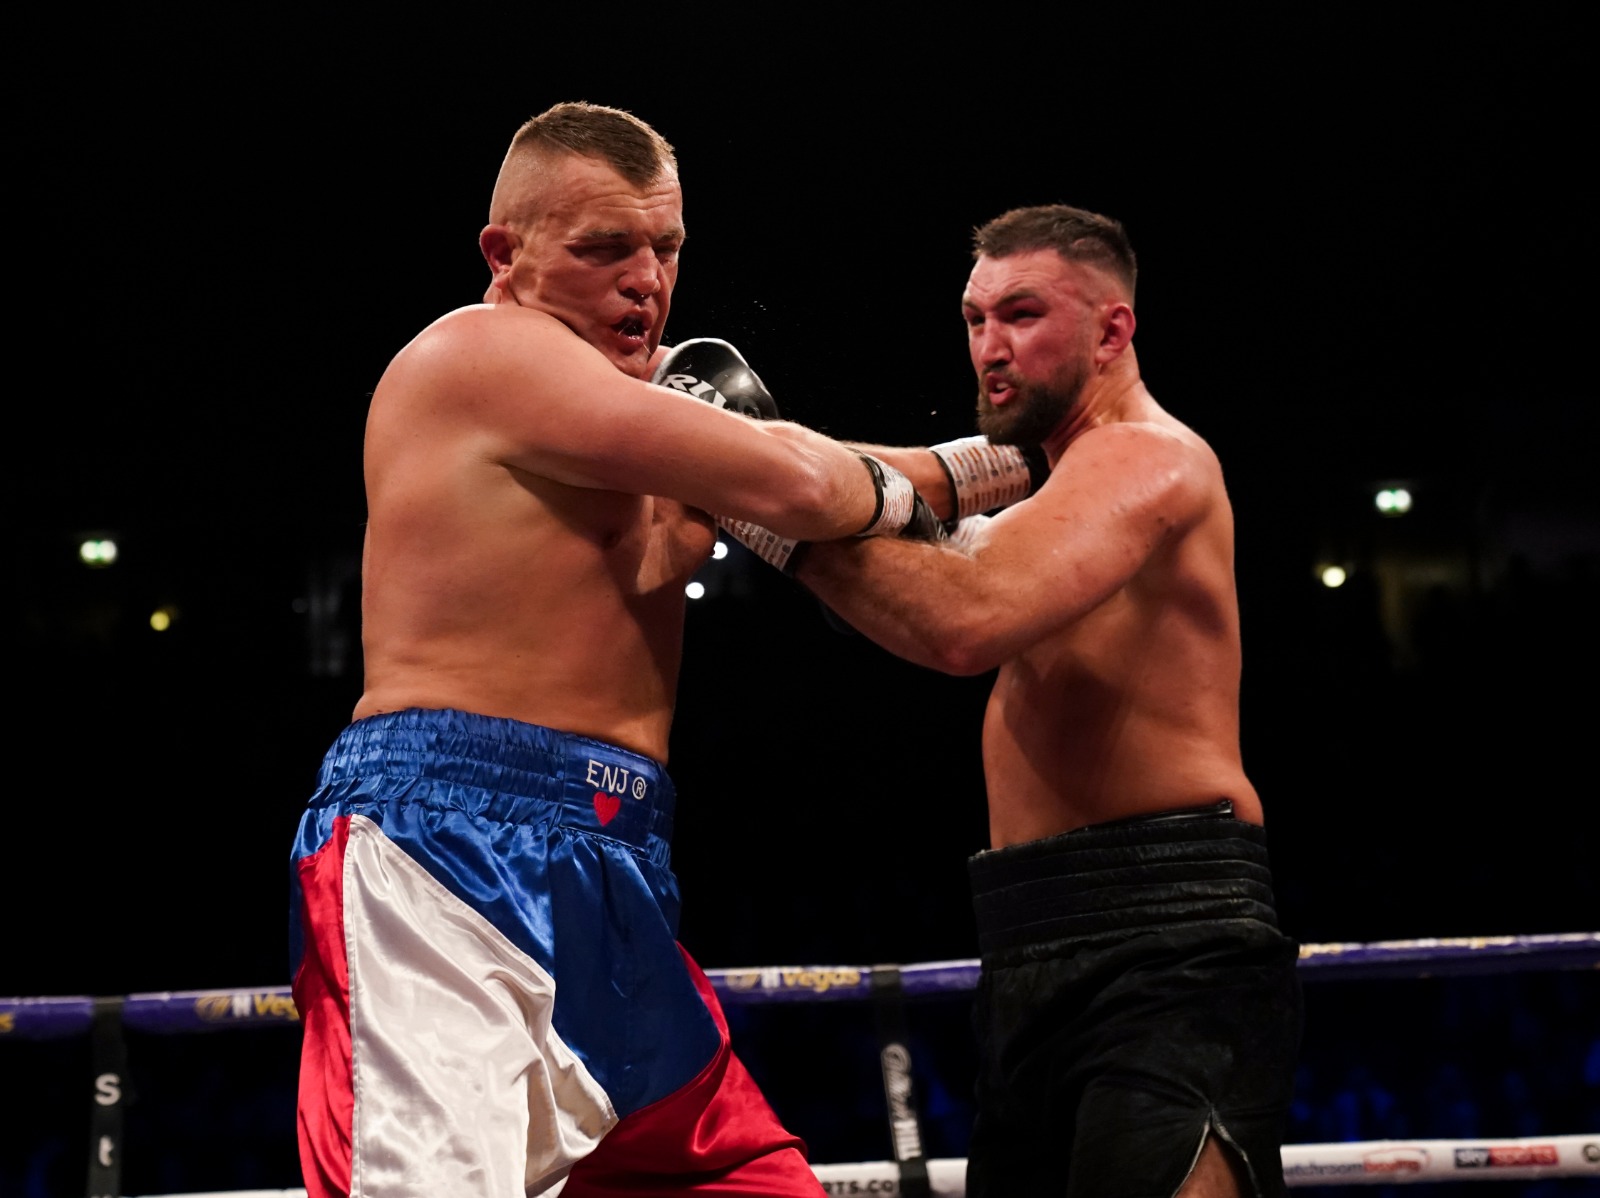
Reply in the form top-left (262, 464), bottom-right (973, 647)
top-left (995, 288), bottom-right (1044, 308)
top-left (574, 226), bottom-right (686, 244)
top-left (963, 288), bottom-right (1045, 317)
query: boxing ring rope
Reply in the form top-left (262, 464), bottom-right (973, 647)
top-left (5, 933), bottom-right (1597, 1193)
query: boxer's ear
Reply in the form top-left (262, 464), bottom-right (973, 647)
top-left (1095, 302), bottom-right (1135, 364)
top-left (479, 224), bottom-right (520, 277)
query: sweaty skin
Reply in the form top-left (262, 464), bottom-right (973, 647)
top-left (356, 153), bottom-right (880, 761)
top-left (799, 248), bottom-right (1262, 848)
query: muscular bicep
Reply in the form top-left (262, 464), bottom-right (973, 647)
top-left (801, 424), bottom-right (1209, 672)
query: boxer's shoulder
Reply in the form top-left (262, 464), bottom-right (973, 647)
top-left (402, 303), bottom-right (572, 366)
top-left (372, 305), bottom-right (595, 429)
top-left (1055, 419), bottom-right (1220, 502)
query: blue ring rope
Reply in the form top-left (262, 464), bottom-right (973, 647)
top-left (3, 932), bottom-right (1596, 1040)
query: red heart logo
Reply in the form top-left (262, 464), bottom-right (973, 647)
top-left (593, 792), bottom-right (621, 826)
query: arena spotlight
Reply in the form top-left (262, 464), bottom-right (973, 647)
top-left (712, 540), bottom-right (729, 560)
top-left (685, 581), bottom-right (706, 600)
top-left (1319, 564), bottom-right (1348, 589)
top-left (149, 606), bottom-right (178, 632)
top-left (78, 536), bottom-right (119, 567)
top-left (1375, 487), bottom-right (1412, 516)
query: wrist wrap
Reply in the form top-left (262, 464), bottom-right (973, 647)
top-left (929, 435), bottom-right (1039, 532)
top-left (855, 453), bottom-right (917, 537)
top-left (717, 517), bottom-right (806, 575)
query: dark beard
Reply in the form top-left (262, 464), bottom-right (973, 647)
top-left (975, 357), bottom-right (1089, 446)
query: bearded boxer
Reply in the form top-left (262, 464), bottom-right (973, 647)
top-left (737, 205), bottom-right (1304, 1198)
top-left (288, 102), bottom-right (940, 1198)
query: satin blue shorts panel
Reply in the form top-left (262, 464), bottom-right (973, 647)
top-left (290, 707), bottom-right (719, 1116)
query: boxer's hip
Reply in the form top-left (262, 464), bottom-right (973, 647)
top-left (968, 798), bottom-right (1284, 957)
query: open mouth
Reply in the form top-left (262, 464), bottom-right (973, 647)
top-left (614, 316), bottom-right (647, 345)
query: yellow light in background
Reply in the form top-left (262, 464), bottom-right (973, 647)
top-left (150, 606), bottom-right (178, 632)
top-left (1320, 565), bottom-right (1348, 589)
top-left (1375, 487), bottom-right (1412, 516)
top-left (79, 538), bottom-right (119, 567)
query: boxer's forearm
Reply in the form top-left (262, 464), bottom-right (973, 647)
top-left (795, 536), bottom-right (998, 676)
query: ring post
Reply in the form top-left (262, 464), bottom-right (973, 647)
top-left (871, 963), bottom-right (931, 1198)
top-left (85, 996), bottom-right (128, 1198)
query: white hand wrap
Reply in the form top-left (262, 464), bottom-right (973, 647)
top-left (855, 453), bottom-right (918, 537)
top-left (717, 517), bottom-right (803, 574)
top-left (929, 435), bottom-right (1037, 524)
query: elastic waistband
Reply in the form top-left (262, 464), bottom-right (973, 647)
top-left (968, 802), bottom-right (1278, 955)
top-left (316, 707), bottom-right (675, 841)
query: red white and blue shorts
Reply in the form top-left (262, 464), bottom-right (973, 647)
top-left (290, 706), bottom-right (821, 1197)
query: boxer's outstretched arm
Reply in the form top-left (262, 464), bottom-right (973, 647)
top-left (378, 305), bottom-right (883, 543)
top-left (793, 422), bottom-right (1212, 674)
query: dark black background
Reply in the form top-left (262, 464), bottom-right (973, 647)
top-left (7, 9), bottom-right (1597, 1195)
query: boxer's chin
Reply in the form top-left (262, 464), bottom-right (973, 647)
top-left (618, 348), bottom-right (654, 378)
top-left (983, 363), bottom-right (1087, 445)
top-left (977, 406), bottom-right (1016, 444)
top-left (595, 317), bottom-right (649, 374)
top-left (976, 391), bottom-right (1019, 444)
top-left (603, 336), bottom-right (653, 378)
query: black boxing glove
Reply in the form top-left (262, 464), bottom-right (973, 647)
top-left (928, 435), bottom-right (1049, 532)
top-left (652, 338), bottom-right (780, 419)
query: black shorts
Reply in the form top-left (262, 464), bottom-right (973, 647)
top-left (965, 801), bottom-right (1303, 1198)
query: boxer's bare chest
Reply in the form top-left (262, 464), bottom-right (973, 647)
top-left (566, 488), bottom-right (717, 596)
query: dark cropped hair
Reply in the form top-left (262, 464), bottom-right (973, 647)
top-left (508, 101), bottom-right (677, 187)
top-left (973, 204), bottom-right (1137, 300)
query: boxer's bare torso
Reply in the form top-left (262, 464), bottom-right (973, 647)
top-left (355, 310), bottom-right (716, 761)
top-left (350, 149), bottom-right (885, 765)
top-left (352, 148), bottom-right (707, 763)
top-left (978, 413), bottom-right (1260, 848)
top-left (799, 246), bottom-right (1261, 848)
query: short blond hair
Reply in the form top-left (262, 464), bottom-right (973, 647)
top-left (489, 101), bottom-right (677, 226)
